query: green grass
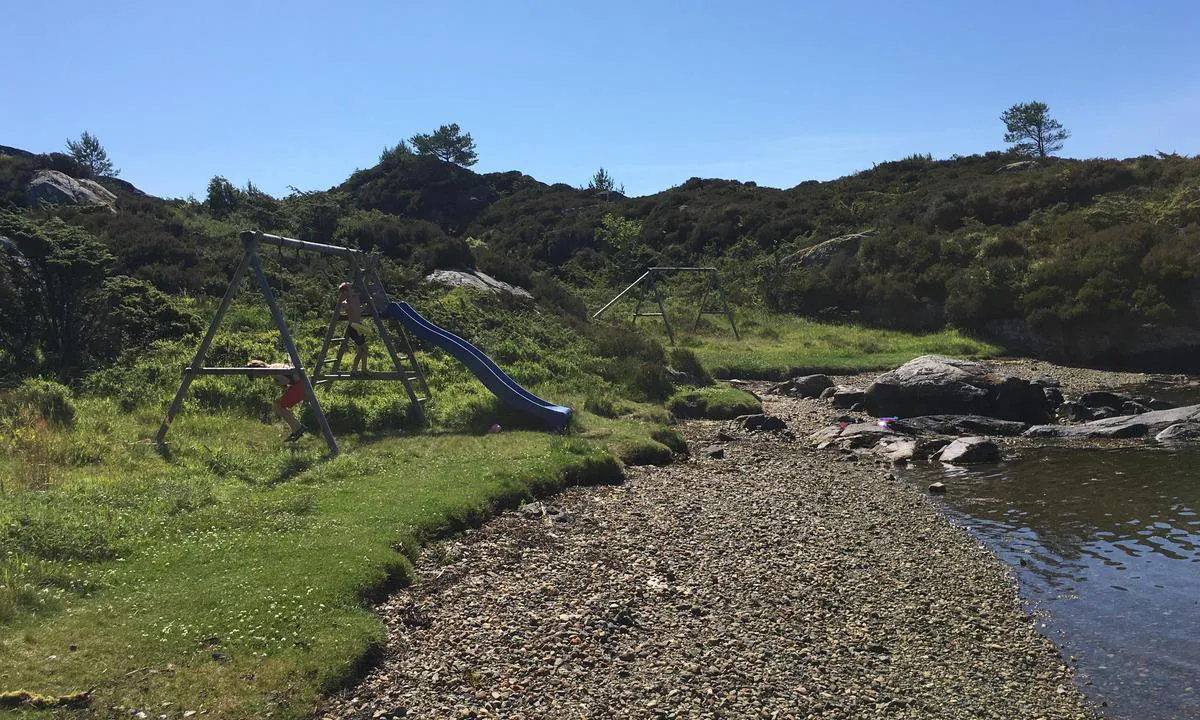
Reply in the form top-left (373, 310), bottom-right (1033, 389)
top-left (0, 398), bottom-right (656, 718)
top-left (624, 305), bottom-right (1004, 379)
top-left (666, 385), bottom-right (763, 420)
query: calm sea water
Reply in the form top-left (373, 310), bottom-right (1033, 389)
top-left (905, 445), bottom-right (1200, 720)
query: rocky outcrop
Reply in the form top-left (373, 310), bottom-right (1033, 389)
top-left (864, 355), bottom-right (1053, 423)
top-left (791, 230), bottom-right (876, 268)
top-left (1024, 403), bottom-right (1200, 439)
top-left (25, 170), bottom-right (117, 210)
top-left (424, 269), bottom-right (533, 299)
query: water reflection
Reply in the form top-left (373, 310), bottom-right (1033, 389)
top-left (906, 446), bottom-right (1200, 720)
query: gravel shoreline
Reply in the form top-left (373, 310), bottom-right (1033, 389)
top-left (319, 366), bottom-right (1112, 719)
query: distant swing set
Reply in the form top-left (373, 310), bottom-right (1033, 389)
top-left (592, 267), bottom-right (739, 344)
top-left (155, 231), bottom-right (429, 457)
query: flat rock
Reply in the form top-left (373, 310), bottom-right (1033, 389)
top-left (890, 415), bottom-right (1028, 437)
top-left (700, 445), bottom-right (726, 459)
top-left (938, 437), bottom-right (1001, 464)
top-left (1025, 402), bottom-right (1200, 439)
top-left (1154, 422), bottom-right (1200, 442)
top-left (1024, 423), bottom-right (1148, 439)
top-left (810, 422), bottom-right (902, 450)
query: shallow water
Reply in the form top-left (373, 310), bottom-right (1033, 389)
top-left (905, 445), bottom-right (1200, 720)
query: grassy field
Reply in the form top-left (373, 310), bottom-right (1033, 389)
top-left (614, 304), bottom-right (1004, 379)
top-left (0, 393), bottom-right (665, 717)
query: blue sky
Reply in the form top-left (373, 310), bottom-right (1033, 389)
top-left (3, 1), bottom-right (1198, 199)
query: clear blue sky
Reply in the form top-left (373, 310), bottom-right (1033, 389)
top-left (4, 1), bottom-right (1198, 199)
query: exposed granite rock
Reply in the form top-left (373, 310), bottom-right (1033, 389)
top-left (424, 269), bottom-right (533, 299)
top-left (791, 229), bottom-right (875, 268)
top-left (25, 169), bottom-right (117, 210)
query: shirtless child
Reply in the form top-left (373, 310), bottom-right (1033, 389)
top-left (337, 282), bottom-right (370, 373)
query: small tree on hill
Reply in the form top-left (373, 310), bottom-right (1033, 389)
top-left (409, 123), bottom-right (478, 166)
top-left (1000, 101), bottom-right (1069, 158)
top-left (65, 131), bottom-right (119, 177)
top-left (589, 167), bottom-right (614, 192)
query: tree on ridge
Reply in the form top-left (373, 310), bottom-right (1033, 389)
top-left (409, 123), bottom-right (478, 167)
top-left (1000, 101), bottom-right (1070, 158)
top-left (65, 131), bottom-right (119, 177)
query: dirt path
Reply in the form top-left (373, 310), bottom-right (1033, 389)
top-left (320, 388), bottom-right (1099, 719)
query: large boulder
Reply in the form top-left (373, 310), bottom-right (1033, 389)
top-left (25, 169), bottom-right (117, 210)
top-left (864, 355), bottom-right (1052, 423)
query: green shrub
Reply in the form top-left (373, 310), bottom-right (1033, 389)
top-left (633, 362), bottom-right (675, 402)
top-left (584, 392), bottom-right (621, 418)
top-left (0, 379), bottom-right (76, 428)
top-left (669, 348), bottom-right (713, 386)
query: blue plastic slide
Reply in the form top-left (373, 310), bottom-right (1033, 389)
top-left (383, 301), bottom-right (572, 431)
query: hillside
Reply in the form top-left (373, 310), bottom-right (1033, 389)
top-left (4, 144), bottom-right (1200, 376)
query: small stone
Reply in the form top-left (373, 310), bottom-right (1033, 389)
top-left (701, 445), bottom-right (725, 459)
top-left (928, 482), bottom-right (947, 494)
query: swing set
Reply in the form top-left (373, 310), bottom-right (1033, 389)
top-left (154, 231), bottom-right (429, 457)
top-left (592, 267), bottom-right (739, 345)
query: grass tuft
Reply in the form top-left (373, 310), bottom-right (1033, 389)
top-left (667, 386), bottom-right (763, 420)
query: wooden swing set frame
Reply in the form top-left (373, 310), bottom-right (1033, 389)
top-left (592, 267), bottom-right (739, 345)
top-left (155, 231), bottom-right (429, 456)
